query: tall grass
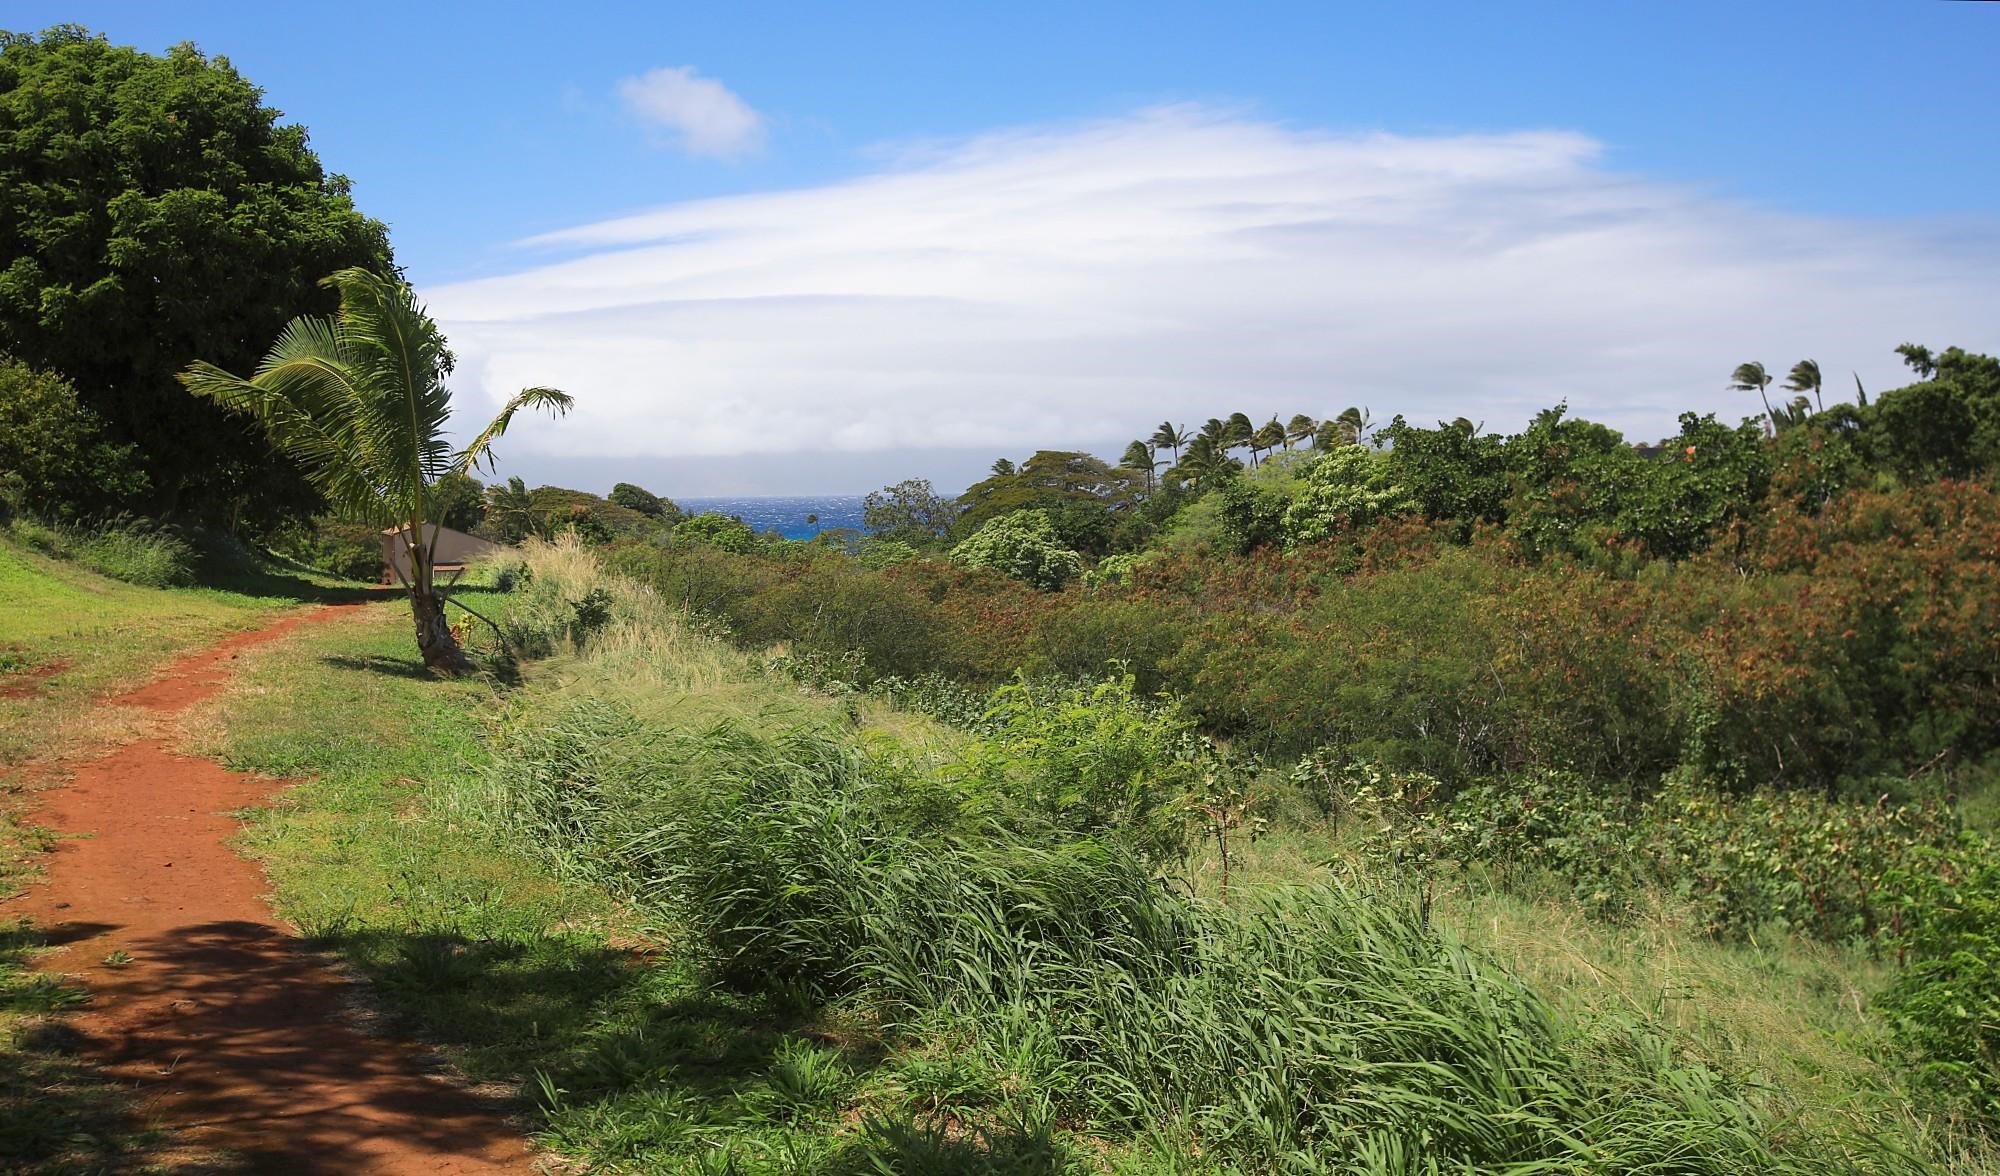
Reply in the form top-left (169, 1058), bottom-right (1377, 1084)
top-left (3, 516), bottom-right (193, 587)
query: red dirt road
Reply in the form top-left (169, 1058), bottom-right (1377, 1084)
top-left (6, 607), bottom-right (537, 1173)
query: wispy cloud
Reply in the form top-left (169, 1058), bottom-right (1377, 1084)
top-left (429, 107), bottom-right (1998, 477)
top-left (616, 66), bottom-right (764, 158)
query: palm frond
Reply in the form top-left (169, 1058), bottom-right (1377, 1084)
top-left (455, 387), bottom-right (575, 476)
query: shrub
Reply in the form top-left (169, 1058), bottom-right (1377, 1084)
top-left (675, 511), bottom-right (760, 553)
top-left (1878, 845), bottom-right (2000, 1126)
top-left (949, 510), bottom-right (1082, 591)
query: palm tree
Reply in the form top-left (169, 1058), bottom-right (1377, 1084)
top-left (1173, 435), bottom-right (1235, 488)
top-left (1331, 405), bottom-right (1372, 448)
top-left (1224, 412), bottom-right (1255, 458)
top-left (1149, 422), bottom-right (1189, 464)
top-left (1120, 439), bottom-right (1158, 491)
top-left (181, 269), bottom-right (573, 674)
top-left (1199, 417), bottom-right (1230, 451)
top-left (1895, 343), bottom-right (1937, 380)
top-left (1251, 417), bottom-right (1286, 467)
top-left (1728, 362), bottom-right (1776, 433)
top-left (1783, 359), bottom-right (1823, 414)
top-left (484, 475), bottom-right (538, 542)
top-left (1285, 414), bottom-right (1317, 449)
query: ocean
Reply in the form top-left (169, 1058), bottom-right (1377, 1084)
top-left (676, 495), bottom-right (868, 541)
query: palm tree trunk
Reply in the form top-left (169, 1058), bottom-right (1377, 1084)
top-left (410, 587), bottom-right (471, 674)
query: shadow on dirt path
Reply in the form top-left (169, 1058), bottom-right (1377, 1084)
top-left (3, 605), bottom-right (536, 1174)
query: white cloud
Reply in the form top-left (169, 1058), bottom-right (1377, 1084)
top-left (616, 66), bottom-right (764, 158)
top-left (429, 107), bottom-right (1999, 477)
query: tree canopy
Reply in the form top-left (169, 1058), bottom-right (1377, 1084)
top-left (0, 25), bottom-right (395, 527)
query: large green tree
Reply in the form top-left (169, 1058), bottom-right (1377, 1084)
top-left (181, 269), bottom-right (571, 673)
top-left (0, 25), bottom-right (395, 527)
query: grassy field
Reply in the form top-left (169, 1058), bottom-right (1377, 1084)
top-left (180, 541), bottom-right (1981, 1174)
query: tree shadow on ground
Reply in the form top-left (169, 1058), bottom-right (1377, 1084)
top-left (312, 925), bottom-right (1071, 1173)
top-left (0, 919), bottom-right (167, 1171)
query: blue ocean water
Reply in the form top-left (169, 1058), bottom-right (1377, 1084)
top-left (677, 495), bottom-right (867, 541)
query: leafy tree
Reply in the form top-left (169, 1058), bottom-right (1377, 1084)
top-left (953, 452), bottom-right (1139, 554)
top-left (429, 471), bottom-right (486, 532)
top-left (1614, 412), bottom-right (1771, 561)
top-left (1896, 343), bottom-right (1937, 380)
top-left (1498, 406), bottom-right (1642, 559)
top-left (1379, 416), bottom-right (1509, 530)
top-left (864, 477), bottom-right (956, 546)
top-left (1868, 347), bottom-right (2000, 482)
top-left (949, 509), bottom-right (1083, 590)
top-left (180, 268), bottom-right (572, 673)
top-left (609, 481), bottom-right (671, 518)
top-left (0, 26), bottom-right (396, 528)
top-left (1280, 447), bottom-right (1413, 548)
top-left (0, 354), bottom-right (147, 517)
top-left (677, 511), bottom-right (759, 553)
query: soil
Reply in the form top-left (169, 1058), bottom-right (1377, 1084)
top-left (5, 607), bottom-right (537, 1174)
top-left (0, 659), bottom-right (68, 700)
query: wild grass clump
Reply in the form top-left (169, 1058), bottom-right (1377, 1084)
top-left (472, 693), bottom-right (1890, 1172)
top-left (3, 516), bottom-right (193, 586)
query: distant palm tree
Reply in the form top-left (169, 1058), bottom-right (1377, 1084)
top-left (1285, 414), bottom-right (1317, 449)
top-left (1224, 412), bottom-right (1255, 457)
top-left (1174, 435), bottom-right (1235, 488)
top-left (1783, 359), bottom-right (1823, 414)
top-left (1895, 343), bottom-right (1937, 380)
top-left (181, 268), bottom-right (572, 674)
top-left (1729, 362), bottom-right (1776, 433)
top-left (1332, 406), bottom-right (1372, 448)
top-left (991, 457), bottom-right (1016, 477)
top-left (1150, 422), bottom-right (1189, 463)
top-left (1450, 417), bottom-right (1481, 434)
top-left (1120, 439), bottom-right (1159, 491)
top-left (1251, 417), bottom-right (1286, 466)
top-left (1774, 395), bottom-right (1813, 432)
top-left (485, 476), bottom-right (538, 542)
top-left (1199, 417), bottom-right (1230, 451)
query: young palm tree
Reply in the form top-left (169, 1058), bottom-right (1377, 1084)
top-left (1149, 422), bottom-right (1189, 463)
top-left (1285, 414), bottom-right (1317, 449)
top-left (180, 268), bottom-right (573, 675)
top-left (1728, 362), bottom-right (1776, 432)
top-left (1783, 359), bottom-right (1823, 414)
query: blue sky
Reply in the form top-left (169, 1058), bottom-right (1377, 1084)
top-left (12, 2), bottom-right (2000, 493)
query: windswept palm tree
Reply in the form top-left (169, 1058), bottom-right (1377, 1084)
top-left (1728, 362), bottom-right (1776, 433)
top-left (1120, 439), bottom-right (1158, 491)
top-left (1224, 412), bottom-right (1255, 457)
top-left (484, 475), bottom-right (538, 542)
top-left (1331, 405), bottom-right (1372, 448)
top-left (1285, 414), bottom-right (1317, 449)
top-left (1150, 422), bottom-right (1189, 464)
top-left (1773, 394), bottom-right (1813, 432)
top-left (181, 268), bottom-right (573, 674)
top-left (1199, 417), bottom-right (1230, 451)
top-left (1895, 343), bottom-right (1937, 380)
top-left (1250, 417), bottom-right (1286, 467)
top-left (1783, 359), bottom-right (1823, 414)
top-left (1173, 434), bottom-right (1235, 488)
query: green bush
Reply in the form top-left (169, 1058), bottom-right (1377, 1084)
top-left (1879, 846), bottom-right (2000, 1125)
top-left (949, 510), bottom-right (1082, 591)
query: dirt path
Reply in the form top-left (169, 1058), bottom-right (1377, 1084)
top-left (6, 607), bottom-right (537, 1174)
